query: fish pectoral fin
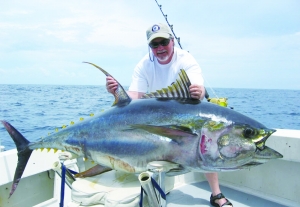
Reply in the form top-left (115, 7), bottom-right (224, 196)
top-left (147, 161), bottom-right (189, 176)
top-left (131, 124), bottom-right (197, 140)
top-left (165, 166), bottom-right (191, 176)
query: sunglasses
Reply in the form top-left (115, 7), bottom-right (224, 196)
top-left (149, 39), bottom-right (171, 49)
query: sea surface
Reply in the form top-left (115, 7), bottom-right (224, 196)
top-left (0, 84), bottom-right (299, 150)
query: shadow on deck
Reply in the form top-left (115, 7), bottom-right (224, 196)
top-left (167, 181), bottom-right (287, 207)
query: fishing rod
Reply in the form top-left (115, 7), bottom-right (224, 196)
top-left (154, 0), bottom-right (232, 109)
top-left (154, 0), bottom-right (183, 49)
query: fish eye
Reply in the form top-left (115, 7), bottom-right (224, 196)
top-left (243, 128), bottom-right (255, 138)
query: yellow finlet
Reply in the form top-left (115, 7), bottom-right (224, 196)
top-left (70, 121), bottom-right (75, 125)
top-left (80, 117), bottom-right (84, 121)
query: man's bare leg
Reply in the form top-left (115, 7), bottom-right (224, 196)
top-left (205, 172), bottom-right (232, 206)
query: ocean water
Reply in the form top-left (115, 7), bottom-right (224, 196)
top-left (0, 84), bottom-right (299, 150)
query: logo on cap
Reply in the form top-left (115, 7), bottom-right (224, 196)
top-left (152, 25), bottom-right (160, 32)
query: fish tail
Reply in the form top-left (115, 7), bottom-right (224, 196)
top-left (1, 120), bottom-right (33, 198)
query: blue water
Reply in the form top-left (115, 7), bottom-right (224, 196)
top-left (0, 84), bottom-right (299, 150)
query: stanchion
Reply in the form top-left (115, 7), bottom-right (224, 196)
top-left (139, 172), bottom-right (160, 207)
top-left (139, 161), bottom-right (180, 207)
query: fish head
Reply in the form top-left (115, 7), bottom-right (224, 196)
top-left (199, 121), bottom-right (283, 171)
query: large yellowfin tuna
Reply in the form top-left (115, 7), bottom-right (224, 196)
top-left (2, 62), bottom-right (282, 197)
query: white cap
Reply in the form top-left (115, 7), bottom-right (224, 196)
top-left (146, 23), bottom-right (172, 44)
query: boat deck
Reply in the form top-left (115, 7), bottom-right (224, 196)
top-left (167, 181), bottom-right (287, 207)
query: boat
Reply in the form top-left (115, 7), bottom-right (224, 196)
top-left (1, 118), bottom-right (299, 207)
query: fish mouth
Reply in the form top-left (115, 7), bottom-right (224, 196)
top-left (240, 145), bottom-right (283, 169)
top-left (239, 146), bottom-right (283, 169)
top-left (232, 144), bottom-right (283, 169)
top-left (254, 146), bottom-right (283, 160)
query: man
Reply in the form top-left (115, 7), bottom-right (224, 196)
top-left (106, 23), bottom-right (233, 207)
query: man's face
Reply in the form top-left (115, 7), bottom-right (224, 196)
top-left (149, 38), bottom-right (174, 64)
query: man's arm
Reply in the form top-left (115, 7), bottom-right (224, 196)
top-left (127, 91), bottom-right (145, 100)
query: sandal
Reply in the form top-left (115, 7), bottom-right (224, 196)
top-left (210, 193), bottom-right (233, 207)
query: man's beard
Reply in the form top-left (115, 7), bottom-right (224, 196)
top-left (156, 50), bottom-right (170, 62)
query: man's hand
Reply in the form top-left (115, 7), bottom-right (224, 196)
top-left (106, 76), bottom-right (118, 94)
top-left (106, 76), bottom-right (144, 99)
top-left (189, 84), bottom-right (205, 100)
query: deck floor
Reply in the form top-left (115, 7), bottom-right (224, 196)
top-left (166, 181), bottom-right (287, 207)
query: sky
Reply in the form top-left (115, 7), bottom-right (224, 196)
top-left (0, 0), bottom-right (299, 89)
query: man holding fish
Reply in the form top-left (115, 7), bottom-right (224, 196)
top-left (106, 23), bottom-right (233, 207)
top-left (2, 23), bottom-right (282, 202)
